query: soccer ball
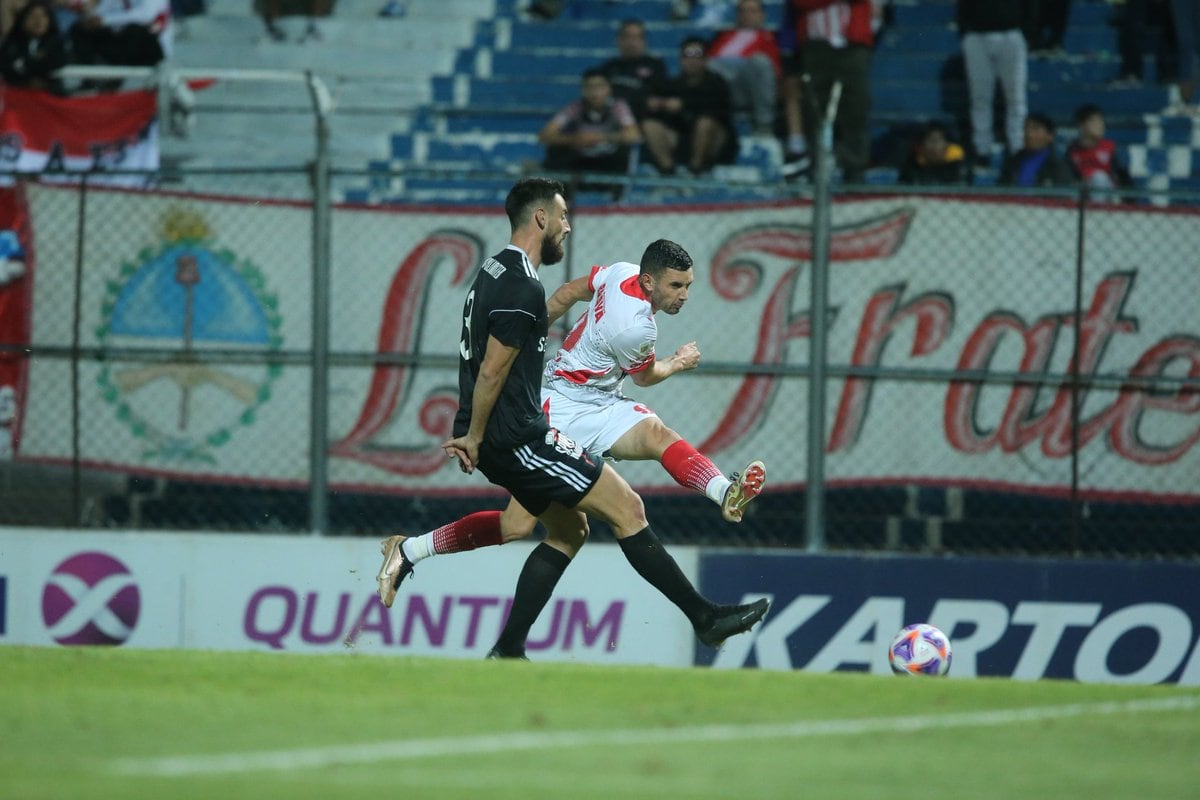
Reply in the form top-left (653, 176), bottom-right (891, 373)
top-left (888, 623), bottom-right (952, 676)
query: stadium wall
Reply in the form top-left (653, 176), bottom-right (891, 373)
top-left (2, 528), bottom-right (1198, 685)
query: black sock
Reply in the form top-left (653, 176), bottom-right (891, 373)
top-left (493, 543), bottom-right (571, 655)
top-left (618, 526), bottom-right (712, 627)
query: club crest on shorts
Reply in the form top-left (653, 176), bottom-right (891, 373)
top-left (547, 428), bottom-right (591, 463)
top-left (96, 208), bottom-right (283, 463)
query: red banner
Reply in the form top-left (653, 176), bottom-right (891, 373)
top-left (0, 86), bottom-right (158, 182)
top-left (0, 185), bottom-right (31, 457)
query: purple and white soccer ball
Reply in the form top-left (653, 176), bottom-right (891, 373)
top-left (888, 623), bottom-right (952, 676)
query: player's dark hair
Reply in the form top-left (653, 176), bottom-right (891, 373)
top-left (640, 239), bottom-right (693, 277)
top-left (582, 66), bottom-right (608, 83)
top-left (505, 178), bottom-right (566, 231)
top-left (618, 18), bottom-right (645, 34)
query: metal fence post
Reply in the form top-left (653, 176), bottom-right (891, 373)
top-left (805, 81), bottom-right (841, 553)
top-left (1070, 184), bottom-right (1089, 555)
top-left (306, 71), bottom-right (334, 536)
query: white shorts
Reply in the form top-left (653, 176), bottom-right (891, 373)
top-left (541, 383), bottom-right (658, 460)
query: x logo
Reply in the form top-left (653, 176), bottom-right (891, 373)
top-left (45, 572), bottom-right (138, 642)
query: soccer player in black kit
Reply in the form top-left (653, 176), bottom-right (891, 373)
top-left (377, 178), bottom-right (769, 658)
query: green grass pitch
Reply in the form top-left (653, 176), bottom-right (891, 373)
top-left (2, 645), bottom-right (1198, 799)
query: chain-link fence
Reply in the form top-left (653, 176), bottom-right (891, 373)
top-left (1, 161), bottom-right (1197, 560)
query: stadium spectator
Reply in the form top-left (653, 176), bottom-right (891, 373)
top-left (375, 177), bottom-right (771, 659)
top-left (898, 121), bottom-right (969, 185)
top-left (540, 242), bottom-right (765, 525)
top-left (1, 1), bottom-right (80, 39)
top-left (1066, 103), bottom-right (1132, 193)
top-left (538, 67), bottom-right (641, 179)
top-left (0, 1), bottom-right (67, 93)
top-left (706, 0), bottom-right (782, 136)
top-left (598, 18), bottom-right (668, 126)
top-left (1166, 0), bottom-right (1200, 114)
top-left (257, 0), bottom-right (330, 43)
top-left (957, 0), bottom-right (1028, 165)
top-left (776, 0), bottom-right (810, 178)
top-left (999, 112), bottom-right (1075, 187)
top-left (641, 35), bottom-right (739, 175)
top-left (789, 0), bottom-right (874, 183)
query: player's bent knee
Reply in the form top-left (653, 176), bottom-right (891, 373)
top-left (582, 465), bottom-right (648, 535)
top-left (549, 519), bottom-right (589, 551)
top-left (499, 511), bottom-right (539, 543)
top-left (652, 423), bottom-right (683, 454)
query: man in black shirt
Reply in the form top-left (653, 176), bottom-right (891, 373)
top-left (377, 178), bottom-right (769, 656)
top-left (642, 36), bottom-right (739, 175)
top-left (599, 18), bottom-right (669, 124)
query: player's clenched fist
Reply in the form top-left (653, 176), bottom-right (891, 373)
top-left (672, 341), bottom-right (700, 371)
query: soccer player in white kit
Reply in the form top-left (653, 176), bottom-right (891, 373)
top-left (541, 238), bottom-right (766, 523)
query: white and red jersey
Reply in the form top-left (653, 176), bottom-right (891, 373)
top-left (792, 0), bottom-right (874, 49)
top-left (544, 261), bottom-right (657, 397)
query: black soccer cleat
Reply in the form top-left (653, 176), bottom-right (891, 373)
top-left (485, 646), bottom-right (530, 661)
top-left (694, 598), bottom-right (771, 648)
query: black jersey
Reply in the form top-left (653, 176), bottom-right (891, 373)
top-left (453, 245), bottom-right (551, 450)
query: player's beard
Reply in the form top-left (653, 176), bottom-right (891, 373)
top-left (540, 231), bottom-right (564, 266)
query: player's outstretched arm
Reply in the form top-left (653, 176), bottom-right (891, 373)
top-left (547, 275), bottom-right (594, 325)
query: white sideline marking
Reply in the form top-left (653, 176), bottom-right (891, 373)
top-left (112, 694), bottom-right (1200, 778)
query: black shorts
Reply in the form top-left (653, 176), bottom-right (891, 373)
top-left (478, 428), bottom-right (604, 516)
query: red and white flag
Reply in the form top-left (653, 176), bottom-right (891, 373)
top-left (0, 86), bottom-right (159, 186)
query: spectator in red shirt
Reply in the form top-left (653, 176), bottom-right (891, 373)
top-left (1066, 103), bottom-right (1131, 193)
top-left (790, 0), bottom-right (874, 183)
top-left (706, 0), bottom-right (782, 135)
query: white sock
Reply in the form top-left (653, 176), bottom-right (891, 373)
top-left (787, 134), bottom-right (808, 155)
top-left (705, 474), bottom-right (732, 504)
top-left (402, 533), bottom-right (436, 563)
